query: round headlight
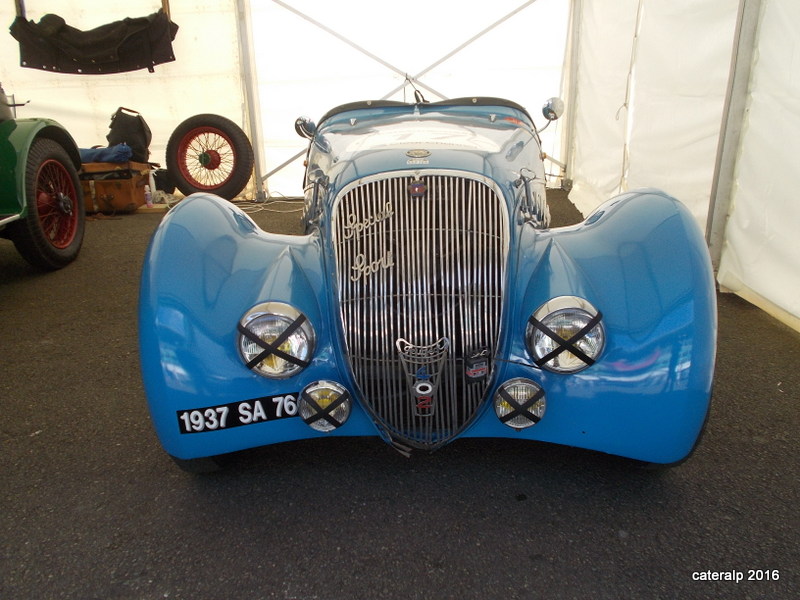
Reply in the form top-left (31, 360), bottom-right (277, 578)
top-left (237, 302), bottom-right (315, 379)
top-left (526, 296), bottom-right (605, 374)
top-left (494, 378), bottom-right (545, 429)
top-left (299, 380), bottom-right (351, 432)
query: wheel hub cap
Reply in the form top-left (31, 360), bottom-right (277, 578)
top-left (198, 150), bottom-right (222, 170)
top-left (57, 192), bottom-right (74, 216)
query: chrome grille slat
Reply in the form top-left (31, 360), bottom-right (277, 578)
top-left (333, 172), bottom-right (508, 449)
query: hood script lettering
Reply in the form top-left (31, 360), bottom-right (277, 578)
top-left (351, 250), bottom-right (394, 282)
top-left (343, 202), bottom-right (393, 240)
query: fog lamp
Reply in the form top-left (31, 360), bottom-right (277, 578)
top-left (237, 302), bottom-right (315, 379)
top-left (494, 378), bottom-right (545, 429)
top-left (299, 380), bottom-right (351, 432)
top-left (526, 296), bottom-right (605, 373)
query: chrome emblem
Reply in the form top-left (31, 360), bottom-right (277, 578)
top-left (406, 149), bottom-right (431, 158)
top-left (408, 181), bottom-right (427, 198)
top-left (396, 337), bottom-right (450, 417)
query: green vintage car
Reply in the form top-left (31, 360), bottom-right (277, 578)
top-left (1, 82), bottom-right (84, 269)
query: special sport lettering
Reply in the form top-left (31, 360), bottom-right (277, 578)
top-left (350, 250), bottom-right (394, 282)
top-left (342, 201), bottom-right (393, 240)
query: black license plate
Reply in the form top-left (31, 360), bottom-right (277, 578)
top-left (177, 393), bottom-right (299, 434)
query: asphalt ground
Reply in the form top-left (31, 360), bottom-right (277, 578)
top-left (1, 190), bottom-right (798, 600)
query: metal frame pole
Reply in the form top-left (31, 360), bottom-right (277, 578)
top-left (235, 0), bottom-right (267, 200)
top-left (706, 0), bottom-right (762, 266)
top-left (560, 0), bottom-right (582, 190)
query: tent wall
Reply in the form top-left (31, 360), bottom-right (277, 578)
top-left (566, 0), bottom-right (740, 227)
top-left (250, 0), bottom-right (570, 197)
top-left (717, 0), bottom-right (800, 331)
top-left (562, 0), bottom-right (637, 212)
top-left (0, 0), bottom-right (247, 175)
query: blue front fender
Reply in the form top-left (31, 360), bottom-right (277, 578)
top-left (139, 194), bottom-right (375, 458)
top-left (466, 190), bottom-right (717, 464)
top-left (141, 191), bottom-right (716, 464)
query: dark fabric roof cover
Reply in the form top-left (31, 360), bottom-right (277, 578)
top-left (9, 9), bottom-right (178, 74)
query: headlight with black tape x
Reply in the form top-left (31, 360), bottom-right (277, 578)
top-left (237, 302), bottom-right (315, 378)
top-left (526, 296), bottom-right (605, 374)
top-left (494, 378), bottom-right (546, 429)
top-left (299, 380), bottom-right (351, 432)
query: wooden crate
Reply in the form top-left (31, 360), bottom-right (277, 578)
top-left (79, 162), bottom-right (150, 213)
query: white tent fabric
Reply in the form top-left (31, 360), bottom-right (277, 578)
top-left (716, 0), bottom-right (800, 331)
top-left (566, 0), bottom-right (800, 332)
top-left (251, 0), bottom-right (570, 197)
top-left (562, 0), bottom-right (637, 213)
top-left (565, 0), bottom-right (740, 227)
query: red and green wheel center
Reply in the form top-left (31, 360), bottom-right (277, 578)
top-left (177, 126), bottom-right (238, 190)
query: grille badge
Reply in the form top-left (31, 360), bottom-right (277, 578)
top-left (396, 337), bottom-right (450, 417)
top-left (408, 180), bottom-right (427, 197)
top-left (466, 348), bottom-right (490, 381)
top-left (406, 149), bottom-right (430, 166)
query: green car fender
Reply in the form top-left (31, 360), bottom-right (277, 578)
top-left (0, 117), bottom-right (82, 217)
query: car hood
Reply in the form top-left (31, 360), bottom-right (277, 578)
top-left (309, 100), bottom-right (542, 190)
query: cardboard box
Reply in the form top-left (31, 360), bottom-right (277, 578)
top-left (79, 161), bottom-right (150, 213)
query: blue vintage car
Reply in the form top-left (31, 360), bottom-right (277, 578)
top-left (139, 97), bottom-right (716, 472)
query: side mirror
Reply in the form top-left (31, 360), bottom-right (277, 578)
top-left (295, 116), bottom-right (317, 140)
top-left (542, 97), bottom-right (564, 121)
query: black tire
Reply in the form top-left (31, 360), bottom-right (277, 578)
top-left (8, 138), bottom-right (85, 270)
top-left (166, 114), bottom-right (254, 200)
top-left (169, 454), bottom-right (224, 474)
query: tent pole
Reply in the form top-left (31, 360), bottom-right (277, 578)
top-left (235, 0), bottom-right (267, 200)
top-left (706, 0), bottom-right (762, 267)
top-left (560, 0), bottom-right (582, 191)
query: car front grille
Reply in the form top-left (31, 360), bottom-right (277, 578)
top-left (332, 172), bottom-right (508, 449)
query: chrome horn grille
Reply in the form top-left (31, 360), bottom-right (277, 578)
top-left (332, 172), bottom-right (508, 449)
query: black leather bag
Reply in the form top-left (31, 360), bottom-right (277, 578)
top-left (107, 107), bottom-right (152, 163)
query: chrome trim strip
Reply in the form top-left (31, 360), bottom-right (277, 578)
top-left (0, 214), bottom-right (22, 227)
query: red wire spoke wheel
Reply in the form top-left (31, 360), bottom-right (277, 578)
top-left (9, 137), bottom-right (85, 270)
top-left (35, 158), bottom-right (80, 249)
top-left (176, 126), bottom-right (232, 190)
top-left (166, 114), bottom-right (254, 200)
